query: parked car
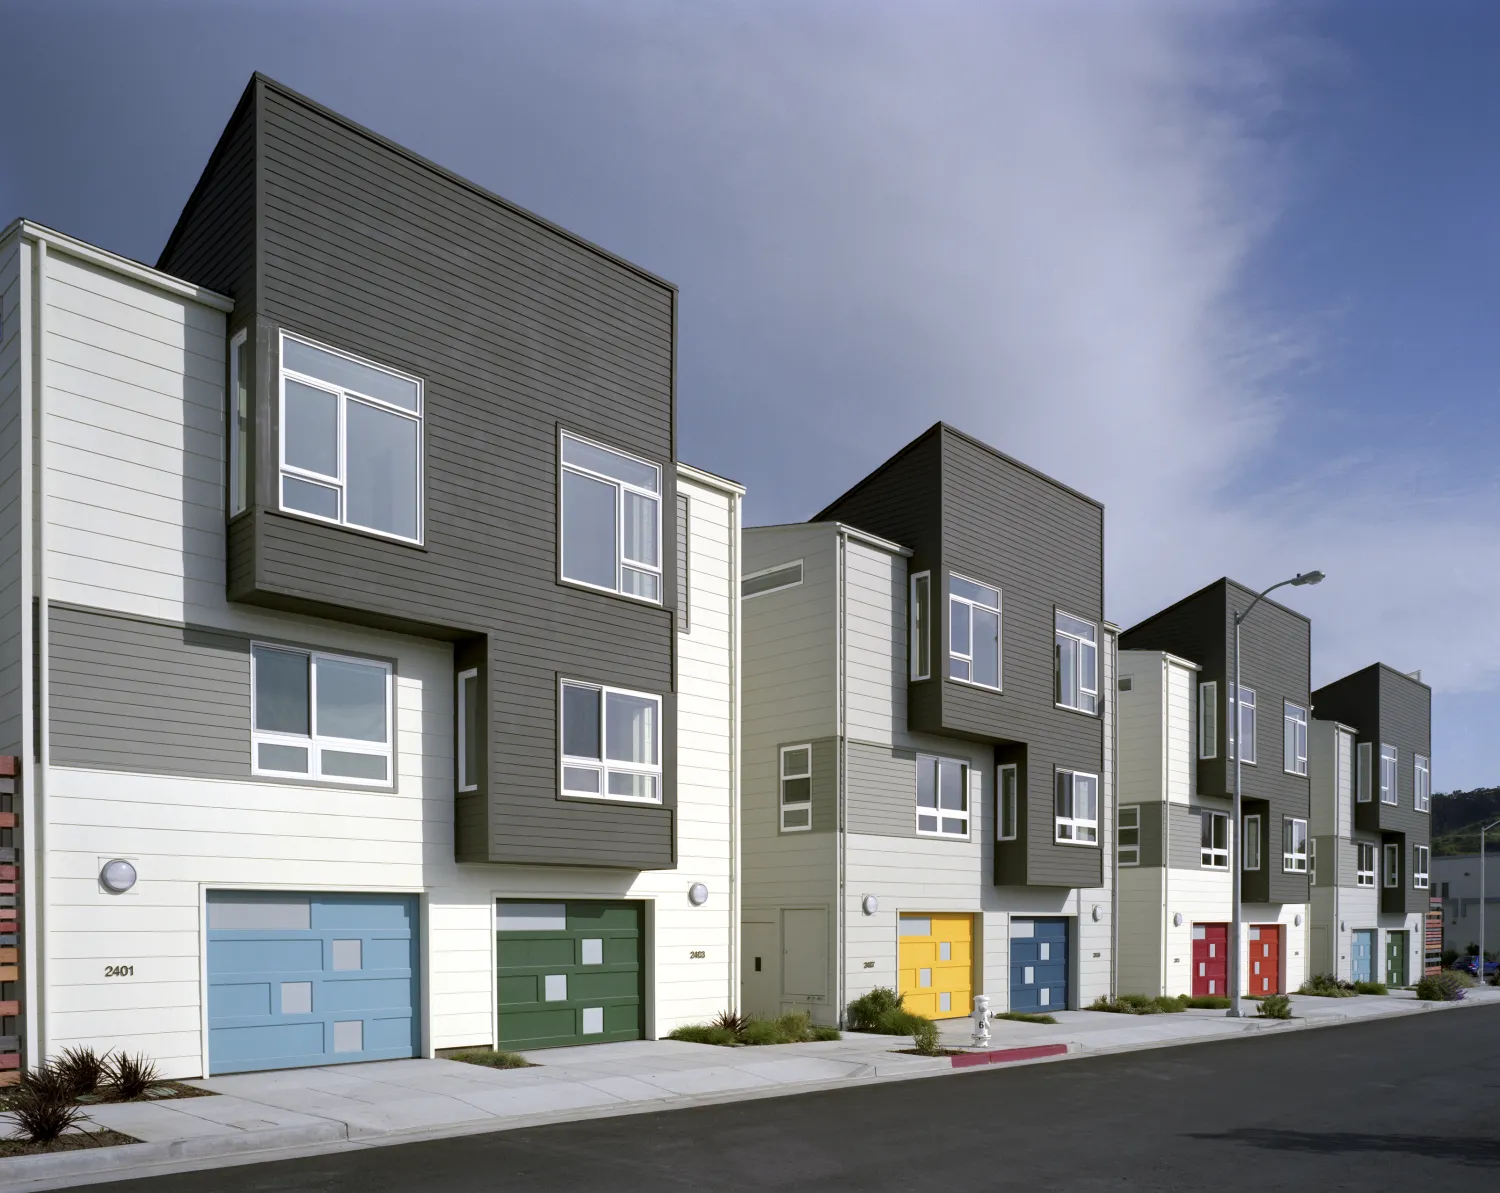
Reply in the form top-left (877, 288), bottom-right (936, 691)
top-left (1452, 957), bottom-right (1499, 977)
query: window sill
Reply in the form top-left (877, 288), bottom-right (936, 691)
top-left (1283, 768), bottom-right (1308, 778)
top-left (558, 574), bottom-right (668, 612)
top-left (947, 675), bottom-right (1002, 694)
top-left (916, 831), bottom-right (971, 842)
top-left (266, 507), bottom-right (429, 553)
top-left (1054, 702), bottom-right (1100, 718)
top-left (557, 790), bottom-right (664, 808)
top-left (1053, 837), bottom-right (1100, 848)
top-left (247, 771), bottom-right (396, 793)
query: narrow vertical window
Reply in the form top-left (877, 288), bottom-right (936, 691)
top-left (1413, 845), bottom-right (1429, 890)
top-left (948, 575), bottom-right (1001, 689)
top-left (1356, 842), bottom-right (1375, 886)
top-left (1382, 842), bottom-right (1399, 888)
top-left (780, 745), bottom-right (813, 832)
top-left (1283, 702), bottom-right (1307, 775)
top-left (457, 668), bottom-right (480, 793)
top-left (1379, 744), bottom-right (1398, 805)
top-left (1198, 682), bottom-right (1218, 760)
top-left (997, 763), bottom-right (1018, 842)
top-left (229, 329), bottom-right (249, 516)
top-left (1414, 754), bottom-right (1430, 813)
top-left (1055, 611), bottom-right (1098, 713)
top-left (1243, 814), bottom-right (1261, 871)
top-left (1228, 684), bottom-right (1256, 763)
top-left (1357, 742), bottom-right (1372, 802)
top-left (1309, 837), bottom-right (1318, 885)
top-left (910, 572), bottom-right (932, 681)
top-left (1117, 805), bottom-right (1140, 865)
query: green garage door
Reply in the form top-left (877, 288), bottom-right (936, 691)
top-left (496, 901), bottom-right (643, 1049)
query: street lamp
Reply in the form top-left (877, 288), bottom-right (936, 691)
top-left (1480, 819), bottom-right (1500, 983)
top-left (1229, 570), bottom-right (1325, 1018)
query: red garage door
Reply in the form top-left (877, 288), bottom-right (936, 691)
top-left (1249, 925), bottom-right (1281, 995)
top-left (1192, 923), bottom-right (1228, 997)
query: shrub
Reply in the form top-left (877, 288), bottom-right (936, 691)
top-left (1299, 973), bottom-right (1358, 998)
top-left (809, 1025), bottom-right (842, 1041)
top-left (1353, 981), bottom-right (1388, 996)
top-left (846, 987), bottom-right (904, 1032)
top-left (667, 1024), bottom-right (738, 1046)
top-left (51, 1046), bottom-right (111, 1100)
top-left (1089, 993), bottom-right (1183, 1016)
top-left (910, 1019), bottom-right (941, 1056)
top-left (1258, 994), bottom-right (1293, 1020)
top-left (104, 1053), bottom-right (171, 1102)
top-left (1182, 995), bottom-right (1231, 1009)
top-left (5, 1067), bottom-right (90, 1143)
top-left (712, 1009), bottom-right (750, 1038)
top-left (1415, 972), bottom-right (1467, 1002)
top-left (994, 1011), bottom-right (1057, 1025)
top-left (448, 1048), bottom-right (534, 1069)
top-left (1449, 969), bottom-right (1479, 988)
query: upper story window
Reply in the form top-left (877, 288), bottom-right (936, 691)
top-left (910, 572), bottom-right (932, 681)
top-left (279, 333), bottom-right (422, 543)
top-left (1382, 841), bottom-right (1399, 888)
top-left (229, 329), bottom-right (249, 517)
top-left (1414, 754), bottom-right (1430, 813)
top-left (1228, 683), bottom-right (1256, 764)
top-left (1282, 817), bottom-right (1308, 873)
top-left (1198, 681), bottom-right (1218, 759)
top-left (1118, 804), bottom-right (1139, 865)
top-left (997, 763), bottom-right (1018, 842)
top-left (743, 561), bottom-right (803, 599)
top-left (1055, 611), bottom-right (1098, 714)
top-left (949, 575), bottom-right (1001, 689)
top-left (1283, 702), bottom-right (1308, 775)
top-left (252, 644), bottom-right (392, 786)
top-left (1356, 841), bottom-right (1375, 887)
top-left (1243, 813), bottom-right (1262, 871)
top-left (780, 744), bottom-right (812, 832)
top-left (1200, 811), bottom-right (1229, 869)
top-left (560, 431), bottom-right (662, 602)
top-left (1357, 742), bottom-right (1373, 803)
top-left (1054, 769), bottom-right (1098, 845)
top-left (1310, 837), bottom-right (1318, 884)
top-left (457, 668), bottom-right (480, 793)
top-left (917, 755), bottom-right (970, 839)
top-left (1413, 845), bottom-right (1429, 890)
top-left (1379, 743), bottom-right (1398, 805)
top-left (560, 680), bottom-right (661, 803)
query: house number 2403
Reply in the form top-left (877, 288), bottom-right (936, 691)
top-left (104, 965), bottom-right (134, 978)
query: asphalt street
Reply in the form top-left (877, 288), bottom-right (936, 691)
top-left (84, 1004), bottom-right (1500, 1192)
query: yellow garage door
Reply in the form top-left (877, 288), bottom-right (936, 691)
top-left (897, 913), bottom-right (973, 1019)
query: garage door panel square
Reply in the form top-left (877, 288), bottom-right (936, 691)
top-left (497, 975), bottom-right (540, 1002)
top-left (502, 938), bottom-right (575, 967)
top-left (210, 938), bottom-right (324, 974)
top-left (570, 970), bottom-right (639, 1000)
top-left (320, 976), bottom-right (412, 1013)
top-left (212, 1021), bottom-right (326, 1067)
top-left (366, 1014), bottom-right (416, 1050)
top-left (313, 897), bottom-right (414, 932)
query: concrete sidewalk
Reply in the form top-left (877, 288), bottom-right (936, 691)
top-left (6, 986), bottom-right (1497, 1192)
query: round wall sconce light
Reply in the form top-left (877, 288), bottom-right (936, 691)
top-left (100, 859), bottom-right (137, 894)
top-left (1173, 912), bottom-right (1184, 927)
top-left (1340, 920), bottom-right (1347, 932)
top-left (688, 882), bottom-right (709, 907)
top-left (1091, 905), bottom-right (1102, 922)
top-left (862, 894), bottom-right (879, 916)
top-left (1294, 914), bottom-right (1303, 927)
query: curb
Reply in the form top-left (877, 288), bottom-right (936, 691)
top-left (951, 1043), bottom-right (1071, 1069)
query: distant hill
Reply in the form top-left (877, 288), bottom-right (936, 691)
top-left (1432, 788), bottom-right (1500, 856)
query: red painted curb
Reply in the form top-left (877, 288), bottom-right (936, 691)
top-left (951, 1043), bottom-right (1069, 1069)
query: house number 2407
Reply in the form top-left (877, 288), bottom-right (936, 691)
top-left (104, 965), bottom-right (134, 978)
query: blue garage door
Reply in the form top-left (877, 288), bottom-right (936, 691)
top-left (1011, 917), bottom-right (1069, 1012)
top-left (207, 892), bottom-right (419, 1075)
top-left (1351, 929), bottom-right (1375, 984)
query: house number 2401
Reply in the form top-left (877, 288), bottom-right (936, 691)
top-left (104, 965), bottom-right (134, 978)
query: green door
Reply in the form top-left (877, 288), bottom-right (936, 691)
top-left (496, 901), bottom-right (643, 1049)
top-left (1385, 931), bottom-right (1408, 987)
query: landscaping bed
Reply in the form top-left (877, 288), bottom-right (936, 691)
top-left (447, 1049), bottom-right (536, 1070)
top-left (668, 1011), bottom-right (839, 1046)
top-left (0, 1129), bottom-right (139, 1158)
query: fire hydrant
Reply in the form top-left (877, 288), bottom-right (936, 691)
top-left (971, 993), bottom-right (993, 1047)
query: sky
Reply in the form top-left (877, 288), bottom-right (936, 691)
top-left (1, 0), bottom-right (1496, 789)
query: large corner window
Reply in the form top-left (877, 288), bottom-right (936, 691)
top-left (910, 572), bottom-right (932, 681)
top-left (1054, 769), bottom-right (1099, 845)
top-left (1243, 813), bottom-right (1262, 871)
top-left (1356, 841), bottom-right (1375, 887)
top-left (278, 332), bottom-right (422, 543)
top-left (1283, 702), bottom-right (1307, 775)
top-left (1379, 743), bottom-right (1398, 806)
top-left (1414, 754), bottom-right (1430, 813)
top-left (1382, 842), bottom-right (1399, 888)
top-left (917, 755), bottom-right (970, 839)
top-left (1282, 817), bottom-right (1308, 873)
top-left (1228, 683), bottom-right (1257, 764)
top-left (1198, 681), bottom-right (1218, 759)
top-left (1413, 844), bottom-right (1429, 890)
top-left (457, 668), bottom-right (480, 793)
top-left (780, 744), bottom-right (812, 832)
top-left (1357, 742), bottom-right (1373, 803)
top-left (1055, 611), bottom-right (1098, 714)
top-left (229, 329), bottom-right (249, 517)
top-left (949, 575), bottom-right (1001, 689)
top-left (1201, 811), bottom-right (1229, 869)
top-left (252, 644), bottom-right (392, 785)
top-left (1118, 804), bottom-right (1140, 865)
top-left (560, 681), bottom-right (661, 803)
top-left (560, 431), bottom-right (662, 602)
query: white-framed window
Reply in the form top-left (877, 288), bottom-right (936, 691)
top-left (1198, 681), bottom-right (1218, 760)
top-left (229, 329), bottom-right (249, 517)
top-left (949, 574), bottom-right (1001, 689)
top-left (1382, 842), bottom-right (1399, 888)
top-left (1282, 817), bottom-right (1308, 873)
top-left (457, 668), bottom-right (480, 793)
top-left (743, 561), bottom-right (803, 599)
top-left (559, 680), bottom-right (661, 803)
top-left (251, 644), bottom-right (393, 785)
top-left (1356, 841), bottom-right (1375, 887)
top-left (1309, 836), bottom-right (1318, 885)
top-left (1201, 811), bottom-right (1229, 869)
top-left (1414, 754), bottom-right (1430, 813)
top-left (917, 755), bottom-right (970, 838)
top-left (278, 332), bottom-right (423, 543)
top-left (1357, 742), bottom-right (1372, 803)
top-left (1054, 769), bottom-right (1099, 845)
top-left (1228, 683), bottom-right (1256, 764)
top-left (1379, 743), bottom-right (1397, 806)
top-left (1055, 611), bottom-right (1098, 714)
top-left (1118, 804), bottom-right (1140, 865)
top-left (780, 744), bottom-right (813, 832)
top-left (997, 763), bottom-right (1018, 842)
top-left (560, 430), bottom-right (662, 602)
top-left (1283, 702), bottom-right (1307, 776)
top-left (910, 572), bottom-right (932, 681)
top-left (1413, 844), bottom-right (1429, 890)
top-left (1243, 814), bottom-right (1261, 871)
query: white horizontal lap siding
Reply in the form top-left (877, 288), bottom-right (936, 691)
top-left (1117, 653), bottom-right (1164, 806)
top-left (1239, 901), bottom-right (1309, 997)
top-left (0, 236), bottom-right (22, 754)
top-left (842, 540), bottom-right (904, 746)
top-left (1166, 659), bottom-right (1195, 803)
top-left (1159, 867), bottom-right (1231, 998)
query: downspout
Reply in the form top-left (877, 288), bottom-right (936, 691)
top-left (728, 488), bottom-right (741, 1014)
top-left (834, 529), bottom-right (848, 1027)
top-left (1109, 628), bottom-right (1118, 998)
top-left (1332, 731), bottom-right (1342, 977)
top-left (1161, 656), bottom-right (1171, 997)
top-left (32, 237), bottom-right (50, 1066)
top-left (16, 237), bottom-right (37, 1070)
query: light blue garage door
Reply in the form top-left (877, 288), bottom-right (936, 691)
top-left (207, 892), bottom-right (419, 1075)
top-left (1010, 917), bottom-right (1070, 1013)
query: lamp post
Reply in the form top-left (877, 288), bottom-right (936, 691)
top-left (1481, 819), bottom-right (1500, 983)
top-left (1229, 571), bottom-right (1325, 1018)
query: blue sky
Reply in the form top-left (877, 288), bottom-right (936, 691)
top-left (1, 1), bottom-right (1495, 789)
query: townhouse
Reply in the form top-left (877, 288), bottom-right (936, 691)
top-left (1118, 580), bottom-right (1313, 998)
top-left (0, 74), bottom-right (742, 1078)
top-left (1308, 665), bottom-right (1431, 986)
top-left (740, 424), bottom-right (1116, 1024)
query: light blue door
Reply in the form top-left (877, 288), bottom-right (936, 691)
top-left (1010, 918), bottom-right (1069, 1012)
top-left (207, 892), bottom-right (419, 1075)
top-left (1351, 929), bottom-right (1374, 984)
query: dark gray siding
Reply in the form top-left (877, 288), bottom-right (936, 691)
top-left (1170, 805), bottom-right (1209, 871)
top-left (160, 76), bottom-right (680, 870)
top-left (770, 737), bottom-right (838, 835)
top-left (846, 740), bottom-right (917, 838)
top-left (49, 605), bottom-right (250, 778)
top-left (1121, 800), bottom-right (1164, 868)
